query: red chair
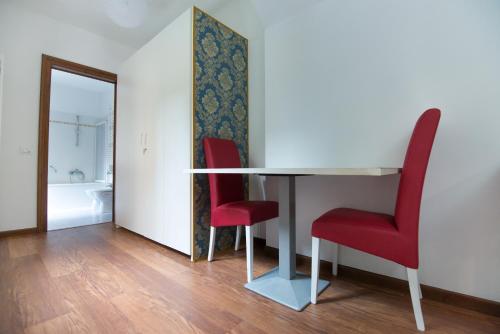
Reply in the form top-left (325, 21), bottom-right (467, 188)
top-left (310, 109), bottom-right (441, 331)
top-left (203, 137), bottom-right (278, 282)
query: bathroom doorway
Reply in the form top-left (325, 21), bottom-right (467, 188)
top-left (37, 55), bottom-right (117, 231)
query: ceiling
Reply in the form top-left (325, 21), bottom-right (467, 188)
top-left (2, 0), bottom-right (322, 49)
top-left (51, 69), bottom-right (115, 95)
top-left (250, 0), bottom-right (323, 27)
top-left (2, 0), bottom-right (230, 49)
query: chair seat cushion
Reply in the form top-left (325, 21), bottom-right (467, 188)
top-left (311, 208), bottom-right (417, 268)
top-left (212, 201), bottom-right (279, 227)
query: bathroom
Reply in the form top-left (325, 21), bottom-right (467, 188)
top-left (47, 69), bottom-right (115, 231)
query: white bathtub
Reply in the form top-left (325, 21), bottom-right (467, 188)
top-left (47, 182), bottom-right (112, 230)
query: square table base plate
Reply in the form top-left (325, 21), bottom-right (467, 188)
top-left (244, 267), bottom-right (330, 311)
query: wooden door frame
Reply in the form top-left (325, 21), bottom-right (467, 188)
top-left (37, 55), bottom-right (118, 232)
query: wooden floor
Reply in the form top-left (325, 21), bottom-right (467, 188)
top-left (1, 223), bottom-right (499, 334)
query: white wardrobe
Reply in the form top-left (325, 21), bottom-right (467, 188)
top-left (116, 9), bottom-right (192, 255)
top-left (116, 7), bottom-right (249, 259)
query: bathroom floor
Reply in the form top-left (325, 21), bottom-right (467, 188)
top-left (47, 182), bottom-right (113, 231)
top-left (48, 208), bottom-right (112, 231)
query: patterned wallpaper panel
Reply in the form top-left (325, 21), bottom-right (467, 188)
top-left (192, 8), bottom-right (249, 260)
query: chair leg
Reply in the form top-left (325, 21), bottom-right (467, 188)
top-left (332, 242), bottom-right (338, 276)
top-left (311, 237), bottom-right (321, 304)
top-left (407, 268), bottom-right (425, 331)
top-left (259, 175), bottom-right (267, 200)
top-left (235, 226), bottom-right (242, 251)
top-left (208, 227), bottom-right (216, 262)
top-left (245, 226), bottom-right (253, 282)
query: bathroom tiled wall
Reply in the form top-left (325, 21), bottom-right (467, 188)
top-left (104, 111), bottom-right (114, 184)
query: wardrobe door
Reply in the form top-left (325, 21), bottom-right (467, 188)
top-left (127, 49), bottom-right (164, 243)
top-left (158, 8), bottom-right (193, 255)
top-left (115, 63), bottom-right (147, 235)
top-left (138, 81), bottom-right (162, 244)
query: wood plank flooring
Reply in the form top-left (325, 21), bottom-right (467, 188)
top-left (0, 223), bottom-right (499, 334)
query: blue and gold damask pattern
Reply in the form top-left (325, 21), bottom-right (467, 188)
top-left (193, 8), bottom-right (249, 260)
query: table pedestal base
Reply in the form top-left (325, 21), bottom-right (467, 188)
top-left (244, 267), bottom-right (330, 311)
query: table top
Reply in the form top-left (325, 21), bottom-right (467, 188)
top-left (185, 168), bottom-right (401, 176)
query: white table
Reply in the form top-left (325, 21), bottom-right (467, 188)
top-left (186, 168), bottom-right (401, 311)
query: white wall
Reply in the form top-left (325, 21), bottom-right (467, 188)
top-left (48, 112), bottom-right (98, 184)
top-left (50, 84), bottom-right (105, 117)
top-left (48, 83), bottom-right (114, 184)
top-left (210, 0), bottom-right (267, 238)
top-left (265, 0), bottom-right (500, 302)
top-left (0, 54), bottom-right (4, 148)
top-left (0, 2), bottom-right (134, 232)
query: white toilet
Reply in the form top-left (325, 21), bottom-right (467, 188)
top-left (87, 186), bottom-right (113, 214)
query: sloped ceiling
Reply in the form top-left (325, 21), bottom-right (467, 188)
top-left (249, 0), bottom-right (323, 28)
top-left (0, 0), bottom-right (230, 49)
top-left (1, 0), bottom-right (323, 49)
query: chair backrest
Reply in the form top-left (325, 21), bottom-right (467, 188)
top-left (203, 137), bottom-right (244, 210)
top-left (394, 108), bottom-right (441, 240)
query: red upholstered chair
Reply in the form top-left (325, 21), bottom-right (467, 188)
top-left (310, 109), bottom-right (441, 331)
top-left (203, 138), bottom-right (278, 282)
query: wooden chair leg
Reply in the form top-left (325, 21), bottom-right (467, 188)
top-left (407, 268), bottom-right (425, 331)
top-left (245, 226), bottom-right (253, 282)
top-left (311, 237), bottom-right (321, 304)
top-left (208, 227), bottom-right (216, 262)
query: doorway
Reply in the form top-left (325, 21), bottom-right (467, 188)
top-left (37, 55), bottom-right (117, 231)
